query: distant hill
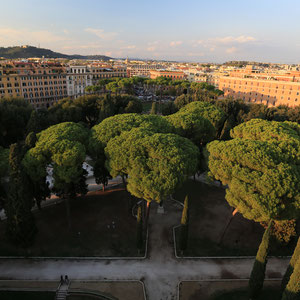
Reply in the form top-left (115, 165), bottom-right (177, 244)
top-left (0, 46), bottom-right (112, 61)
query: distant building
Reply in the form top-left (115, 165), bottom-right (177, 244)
top-left (127, 64), bottom-right (162, 77)
top-left (219, 65), bottom-right (300, 107)
top-left (149, 69), bottom-right (186, 80)
top-left (89, 64), bottom-right (127, 84)
top-left (66, 65), bottom-right (92, 98)
top-left (0, 61), bottom-right (67, 108)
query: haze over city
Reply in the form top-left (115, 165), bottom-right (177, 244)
top-left (1, 0), bottom-right (300, 63)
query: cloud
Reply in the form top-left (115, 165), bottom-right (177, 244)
top-left (147, 46), bottom-right (156, 52)
top-left (148, 41), bottom-right (159, 46)
top-left (121, 45), bottom-right (136, 50)
top-left (85, 28), bottom-right (117, 40)
top-left (187, 52), bottom-right (205, 57)
top-left (214, 35), bottom-right (256, 44)
top-left (0, 27), bottom-right (65, 46)
top-left (226, 46), bottom-right (238, 54)
top-left (170, 41), bottom-right (183, 47)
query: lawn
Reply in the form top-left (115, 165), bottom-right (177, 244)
top-left (211, 288), bottom-right (280, 300)
top-left (69, 281), bottom-right (145, 300)
top-left (0, 188), bottom-right (144, 257)
top-left (174, 180), bottom-right (298, 257)
top-left (0, 291), bottom-right (55, 300)
top-left (179, 280), bottom-right (281, 300)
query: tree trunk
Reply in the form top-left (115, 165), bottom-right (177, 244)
top-left (144, 201), bottom-right (151, 231)
top-left (102, 184), bottom-right (105, 192)
top-left (121, 175), bottom-right (126, 189)
top-left (65, 196), bottom-right (72, 231)
top-left (218, 208), bottom-right (238, 245)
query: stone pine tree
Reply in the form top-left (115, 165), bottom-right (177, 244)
top-left (25, 132), bottom-right (50, 210)
top-left (281, 237), bottom-right (300, 292)
top-left (207, 119), bottom-right (300, 222)
top-left (136, 205), bottom-right (143, 253)
top-left (5, 143), bottom-right (37, 247)
top-left (179, 195), bottom-right (189, 254)
top-left (282, 256), bottom-right (300, 300)
top-left (207, 120), bottom-right (300, 299)
top-left (248, 220), bottom-right (273, 300)
top-left (23, 122), bottom-right (89, 230)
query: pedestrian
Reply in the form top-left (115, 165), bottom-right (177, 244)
top-left (65, 275), bottom-right (69, 284)
top-left (60, 275), bottom-right (64, 284)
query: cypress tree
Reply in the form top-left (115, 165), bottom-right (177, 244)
top-left (5, 143), bottom-right (37, 247)
top-left (281, 236), bottom-right (300, 292)
top-left (282, 257), bottom-right (300, 300)
top-left (150, 102), bottom-right (157, 114)
top-left (248, 220), bottom-right (273, 300)
top-left (179, 195), bottom-right (189, 254)
top-left (136, 205), bottom-right (143, 252)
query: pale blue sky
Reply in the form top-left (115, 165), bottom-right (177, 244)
top-left (0, 0), bottom-right (300, 63)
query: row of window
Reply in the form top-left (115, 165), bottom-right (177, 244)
top-left (226, 90), bottom-right (298, 102)
top-left (24, 90), bottom-right (66, 98)
top-left (22, 81), bottom-right (66, 86)
top-left (223, 80), bottom-right (300, 90)
top-left (225, 85), bottom-right (300, 95)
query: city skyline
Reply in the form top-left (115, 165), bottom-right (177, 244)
top-left (1, 0), bottom-right (300, 63)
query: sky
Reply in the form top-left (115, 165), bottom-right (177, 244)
top-left (0, 0), bottom-right (300, 63)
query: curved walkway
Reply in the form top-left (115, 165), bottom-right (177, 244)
top-left (0, 199), bottom-right (289, 300)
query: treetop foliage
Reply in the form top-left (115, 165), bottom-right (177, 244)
top-left (106, 129), bottom-right (199, 203)
top-left (166, 101), bottom-right (223, 145)
top-left (0, 97), bottom-right (33, 147)
top-left (179, 101), bottom-right (226, 133)
top-left (90, 113), bottom-right (175, 148)
top-left (207, 119), bottom-right (300, 222)
top-left (23, 122), bottom-right (89, 186)
top-left (0, 146), bottom-right (9, 178)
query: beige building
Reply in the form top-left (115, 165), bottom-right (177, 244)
top-left (219, 66), bottom-right (300, 107)
top-left (127, 64), bottom-right (162, 77)
top-left (0, 65), bottom-right (21, 98)
top-left (90, 64), bottom-right (127, 84)
top-left (0, 62), bottom-right (67, 108)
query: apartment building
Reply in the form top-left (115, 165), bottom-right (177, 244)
top-left (127, 64), bottom-right (162, 77)
top-left (89, 64), bottom-right (127, 84)
top-left (66, 65), bottom-right (92, 98)
top-left (219, 66), bottom-right (300, 107)
top-left (0, 65), bottom-right (21, 98)
top-left (149, 69), bottom-right (186, 80)
top-left (0, 62), bottom-right (68, 108)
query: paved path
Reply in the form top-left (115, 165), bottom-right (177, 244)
top-left (0, 199), bottom-right (290, 300)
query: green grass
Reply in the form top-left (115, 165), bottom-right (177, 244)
top-left (0, 291), bottom-right (55, 300)
top-left (174, 179), bottom-right (297, 257)
top-left (211, 287), bottom-right (280, 300)
top-left (0, 189), bottom-right (145, 257)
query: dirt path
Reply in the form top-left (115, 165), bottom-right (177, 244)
top-left (0, 199), bottom-right (290, 300)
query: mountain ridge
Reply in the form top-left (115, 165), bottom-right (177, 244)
top-left (0, 46), bottom-right (112, 60)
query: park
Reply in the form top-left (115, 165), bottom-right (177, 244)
top-left (0, 81), bottom-right (299, 300)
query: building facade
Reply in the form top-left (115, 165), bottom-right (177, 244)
top-left (149, 70), bottom-right (186, 80)
top-left (219, 66), bottom-right (300, 107)
top-left (0, 62), bottom-right (67, 108)
top-left (127, 64), bottom-right (162, 77)
top-left (89, 64), bottom-right (127, 84)
top-left (66, 65), bottom-right (92, 98)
